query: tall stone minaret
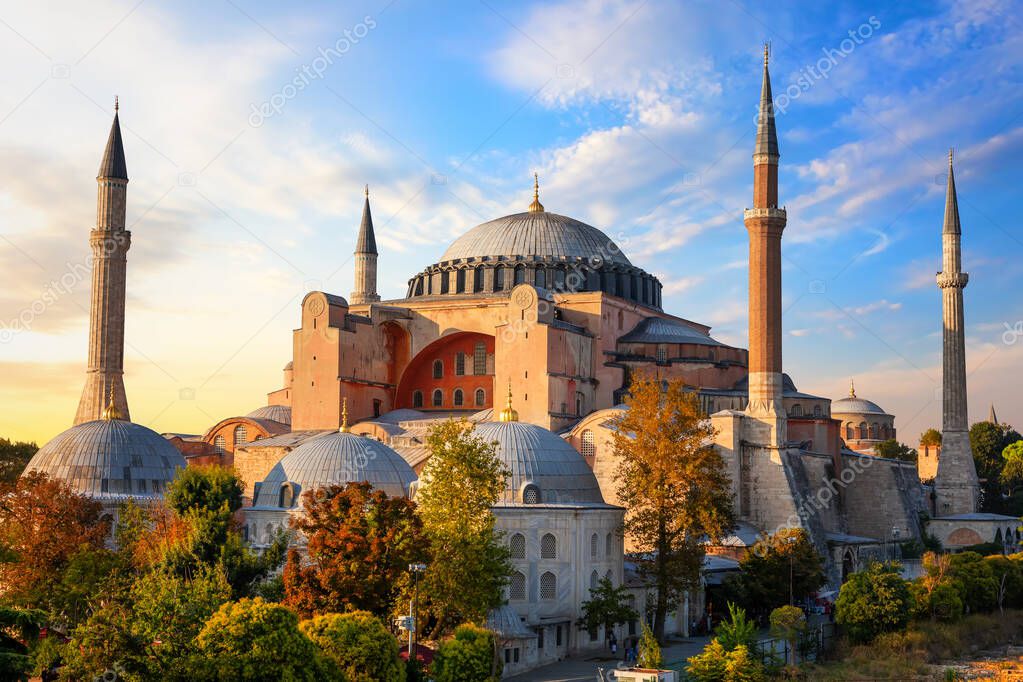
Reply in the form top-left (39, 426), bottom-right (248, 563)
top-left (350, 185), bottom-right (380, 305)
top-left (934, 149), bottom-right (979, 514)
top-left (75, 100), bottom-right (131, 425)
top-left (743, 45), bottom-right (787, 447)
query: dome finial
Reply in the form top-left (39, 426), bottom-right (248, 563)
top-left (340, 397), bottom-right (350, 433)
top-left (114, 95), bottom-right (119, 113)
top-left (101, 385), bottom-right (122, 420)
top-left (763, 42), bottom-right (769, 65)
top-left (364, 183), bottom-right (369, 198)
top-left (849, 378), bottom-right (856, 398)
top-left (528, 172), bottom-right (544, 213)
top-left (498, 381), bottom-right (519, 422)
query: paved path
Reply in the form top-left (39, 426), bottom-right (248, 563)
top-left (506, 636), bottom-right (711, 682)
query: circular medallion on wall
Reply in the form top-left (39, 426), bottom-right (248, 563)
top-left (308, 296), bottom-right (325, 316)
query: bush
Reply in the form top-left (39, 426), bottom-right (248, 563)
top-left (301, 611), bottom-right (405, 682)
top-left (433, 624), bottom-right (500, 682)
top-left (910, 579), bottom-right (963, 622)
top-left (948, 552), bottom-right (998, 613)
top-left (723, 645), bottom-right (766, 682)
top-left (687, 640), bottom-right (766, 682)
top-left (835, 562), bottom-right (912, 643)
top-left (715, 602), bottom-right (757, 652)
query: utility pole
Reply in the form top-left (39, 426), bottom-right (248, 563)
top-left (409, 562), bottom-right (427, 663)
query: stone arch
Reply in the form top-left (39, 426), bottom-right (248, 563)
top-left (394, 332), bottom-right (495, 411)
top-left (947, 527), bottom-right (984, 546)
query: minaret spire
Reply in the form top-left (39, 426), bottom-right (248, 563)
top-left (934, 149), bottom-right (978, 514)
top-left (350, 185), bottom-right (380, 305)
top-left (75, 102), bottom-right (132, 424)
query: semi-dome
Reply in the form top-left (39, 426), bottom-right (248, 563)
top-left (252, 430), bottom-right (416, 508)
top-left (471, 420), bottom-right (605, 505)
top-left (441, 212), bottom-right (632, 266)
top-left (245, 404), bottom-right (292, 425)
top-left (25, 418), bottom-right (186, 499)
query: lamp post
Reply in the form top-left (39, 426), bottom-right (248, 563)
top-left (889, 527), bottom-right (901, 562)
top-left (786, 535), bottom-right (796, 606)
top-left (408, 562), bottom-right (427, 662)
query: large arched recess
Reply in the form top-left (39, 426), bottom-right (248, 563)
top-left (381, 321), bottom-right (411, 388)
top-left (394, 331), bottom-right (495, 411)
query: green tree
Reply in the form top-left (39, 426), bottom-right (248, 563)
top-left (432, 624), bottom-right (500, 682)
top-left (613, 375), bottom-right (734, 640)
top-left (416, 420), bottom-right (511, 637)
top-left (986, 555), bottom-right (1023, 611)
top-left (910, 552), bottom-right (962, 622)
top-left (948, 551), bottom-right (998, 613)
top-left (579, 577), bottom-right (638, 642)
top-left (835, 562), bottom-right (912, 643)
top-left (0, 605), bottom-right (44, 681)
top-left (686, 639), bottom-right (727, 681)
top-left (164, 465), bottom-right (243, 517)
top-left (722, 528), bottom-right (825, 616)
top-left (722, 645), bottom-right (766, 682)
top-left (920, 429), bottom-right (942, 447)
top-left (283, 482), bottom-right (426, 619)
top-left (0, 438), bottom-right (36, 484)
top-left (971, 421), bottom-right (1023, 511)
top-left (190, 597), bottom-right (335, 681)
top-left (637, 622), bottom-right (662, 669)
top-left (714, 602), bottom-right (757, 652)
top-left (1000, 441), bottom-right (1023, 496)
top-left (769, 605), bottom-right (806, 665)
top-left (301, 611), bottom-right (404, 682)
top-left (873, 439), bottom-right (917, 462)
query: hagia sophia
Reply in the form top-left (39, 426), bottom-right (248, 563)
top-left (24, 49), bottom-right (1017, 674)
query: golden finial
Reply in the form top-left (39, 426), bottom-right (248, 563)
top-left (364, 184), bottom-right (369, 198)
top-left (101, 385), bottom-right (122, 421)
top-left (763, 42), bottom-right (770, 65)
top-left (528, 172), bottom-right (544, 213)
top-left (339, 397), bottom-right (350, 433)
top-left (114, 95), bottom-right (119, 113)
top-left (849, 378), bottom-right (856, 398)
top-left (498, 382), bottom-right (519, 422)
top-left (948, 147), bottom-right (954, 167)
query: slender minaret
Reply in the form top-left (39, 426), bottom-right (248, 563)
top-left (743, 44), bottom-right (787, 447)
top-left (350, 185), bottom-right (380, 305)
top-left (934, 149), bottom-right (979, 514)
top-left (75, 99), bottom-right (131, 425)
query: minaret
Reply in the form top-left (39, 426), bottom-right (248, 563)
top-left (75, 99), bottom-right (131, 425)
top-left (988, 403), bottom-right (999, 425)
top-left (350, 185), bottom-right (380, 305)
top-left (743, 45), bottom-right (787, 447)
top-left (934, 149), bottom-right (979, 514)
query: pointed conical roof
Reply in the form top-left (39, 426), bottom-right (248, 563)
top-left (989, 403), bottom-right (999, 425)
top-left (755, 46), bottom-right (779, 158)
top-left (355, 185), bottom-right (377, 255)
top-left (98, 102), bottom-right (128, 180)
top-left (943, 149), bottom-right (960, 235)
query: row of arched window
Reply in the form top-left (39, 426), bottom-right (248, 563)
top-left (788, 404), bottom-right (824, 418)
top-left (845, 422), bottom-right (892, 440)
top-left (509, 532), bottom-right (557, 559)
top-left (412, 388), bottom-right (487, 408)
top-left (431, 343), bottom-right (488, 379)
top-left (213, 425), bottom-right (262, 454)
top-left (508, 570), bottom-right (557, 600)
top-left (590, 531), bottom-right (616, 559)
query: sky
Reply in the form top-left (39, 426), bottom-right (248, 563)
top-left (1, 0), bottom-right (1021, 445)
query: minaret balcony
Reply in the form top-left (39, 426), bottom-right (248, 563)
top-left (743, 207), bottom-right (787, 221)
top-left (936, 271), bottom-right (969, 289)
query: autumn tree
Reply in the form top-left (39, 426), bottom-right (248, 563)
top-left (283, 481), bottom-right (427, 619)
top-left (416, 420), bottom-right (511, 637)
top-left (0, 472), bottom-right (110, 612)
top-left (613, 375), bottom-right (734, 639)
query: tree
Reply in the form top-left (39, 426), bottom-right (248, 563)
top-left (416, 420), bottom-right (511, 637)
top-left (0, 438), bottom-right (36, 484)
top-left (432, 624), bottom-right (500, 682)
top-left (301, 611), bottom-right (405, 682)
top-left (873, 439), bottom-right (917, 462)
top-left (0, 605), bottom-right (44, 681)
top-left (714, 603), bottom-right (757, 652)
top-left (283, 482), bottom-right (426, 619)
top-left (985, 555), bottom-right (1023, 612)
top-left (613, 375), bottom-right (734, 639)
top-left (920, 429), bottom-right (942, 447)
top-left (637, 622), bottom-right (662, 669)
top-left (164, 465), bottom-right (243, 517)
top-left (1000, 441), bottom-right (1023, 496)
top-left (971, 421), bottom-right (1022, 511)
top-left (0, 472), bottom-right (110, 611)
top-left (835, 562), bottom-right (912, 643)
top-left (579, 577), bottom-right (638, 642)
top-left (686, 639), bottom-right (727, 681)
top-left (722, 645), bottom-right (766, 682)
top-left (722, 528), bottom-right (825, 616)
top-left (769, 605), bottom-right (806, 666)
top-left (948, 551), bottom-right (998, 613)
top-left (910, 552), bottom-right (963, 622)
top-left (190, 597), bottom-right (335, 681)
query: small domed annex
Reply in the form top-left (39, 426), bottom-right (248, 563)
top-left (245, 404), bottom-right (292, 425)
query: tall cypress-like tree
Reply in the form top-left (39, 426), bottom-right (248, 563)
top-left (613, 375), bottom-right (734, 640)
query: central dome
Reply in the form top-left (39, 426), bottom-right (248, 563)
top-left (440, 212), bottom-right (632, 266)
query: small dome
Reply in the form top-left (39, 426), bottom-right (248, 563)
top-left (26, 419), bottom-right (186, 499)
top-left (471, 421), bottom-right (604, 505)
top-left (832, 397), bottom-right (888, 416)
top-left (440, 212), bottom-right (632, 265)
top-left (245, 404), bottom-right (292, 425)
top-left (253, 431), bottom-right (416, 508)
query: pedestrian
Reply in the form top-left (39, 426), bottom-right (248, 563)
top-left (611, 640), bottom-right (617, 657)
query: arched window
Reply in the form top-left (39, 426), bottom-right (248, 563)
top-left (433, 359), bottom-right (443, 379)
top-left (540, 533), bottom-right (556, 559)
top-left (279, 483), bottom-right (294, 508)
top-left (473, 267), bottom-right (484, 292)
top-left (590, 533), bottom-right (598, 559)
top-left (455, 352), bottom-right (466, 376)
top-left (790, 404), bottom-right (803, 417)
top-left (858, 422), bottom-right (868, 440)
top-left (869, 423), bottom-right (879, 439)
top-left (475, 388), bottom-right (486, 406)
top-left (509, 571), bottom-right (526, 601)
top-left (605, 569), bottom-right (614, 584)
top-left (412, 390), bottom-right (423, 408)
top-left (432, 389), bottom-right (443, 407)
top-left (581, 430), bottom-right (595, 458)
top-left (814, 405), bottom-right (822, 417)
top-left (590, 570), bottom-right (599, 590)
top-left (214, 435), bottom-right (226, 454)
top-left (494, 266), bottom-right (505, 292)
top-left (535, 268), bottom-right (546, 288)
top-left (453, 389), bottom-right (464, 407)
top-left (234, 424), bottom-right (248, 446)
top-left (514, 265), bottom-right (526, 285)
top-left (539, 572), bottom-right (556, 600)
top-left (656, 345), bottom-right (667, 363)
top-left (617, 310), bottom-right (624, 330)
top-left (523, 484), bottom-right (540, 504)
top-left (455, 269), bottom-right (466, 293)
top-left (265, 523), bottom-right (274, 543)
top-left (845, 423), bottom-right (854, 440)
top-left (606, 532), bottom-right (613, 557)
top-left (576, 392), bottom-right (584, 415)
top-left (473, 342), bottom-right (487, 375)
top-left (510, 533), bottom-right (526, 559)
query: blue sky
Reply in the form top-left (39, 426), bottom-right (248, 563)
top-left (1, 0), bottom-right (1021, 443)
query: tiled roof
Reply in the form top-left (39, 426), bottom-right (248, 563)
top-left (619, 316), bottom-right (725, 346)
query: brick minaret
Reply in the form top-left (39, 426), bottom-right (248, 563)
top-left (350, 185), bottom-right (380, 305)
top-left (743, 45), bottom-right (787, 447)
top-left (934, 149), bottom-right (979, 514)
top-left (75, 100), bottom-right (131, 424)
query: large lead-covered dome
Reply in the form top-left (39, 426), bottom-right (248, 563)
top-left (25, 418), bottom-right (186, 499)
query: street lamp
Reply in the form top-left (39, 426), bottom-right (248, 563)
top-left (889, 527), bottom-right (901, 562)
top-left (408, 562), bottom-right (427, 662)
top-left (786, 535), bottom-right (797, 606)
